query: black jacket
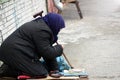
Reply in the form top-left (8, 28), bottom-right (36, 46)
top-left (0, 19), bottom-right (63, 60)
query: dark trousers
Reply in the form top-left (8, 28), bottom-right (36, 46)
top-left (0, 52), bottom-right (58, 77)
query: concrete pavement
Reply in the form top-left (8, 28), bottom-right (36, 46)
top-left (59, 0), bottom-right (120, 80)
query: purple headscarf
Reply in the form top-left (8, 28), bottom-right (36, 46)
top-left (42, 13), bottom-right (65, 43)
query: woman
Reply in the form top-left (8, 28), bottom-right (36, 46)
top-left (0, 13), bottom-right (65, 79)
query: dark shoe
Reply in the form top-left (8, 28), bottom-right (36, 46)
top-left (0, 64), bottom-right (18, 78)
top-left (49, 70), bottom-right (63, 78)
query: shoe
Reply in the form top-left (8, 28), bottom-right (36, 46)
top-left (0, 64), bottom-right (18, 78)
top-left (49, 70), bottom-right (63, 78)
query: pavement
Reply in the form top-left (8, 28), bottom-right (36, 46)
top-left (59, 0), bottom-right (120, 80)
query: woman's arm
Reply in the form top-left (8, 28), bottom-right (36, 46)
top-left (32, 30), bottom-right (63, 59)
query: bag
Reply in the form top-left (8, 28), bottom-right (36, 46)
top-left (41, 56), bottom-right (71, 72)
top-left (56, 56), bottom-right (71, 72)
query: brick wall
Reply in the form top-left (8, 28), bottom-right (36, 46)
top-left (0, 0), bottom-right (47, 45)
top-left (0, 0), bottom-right (47, 65)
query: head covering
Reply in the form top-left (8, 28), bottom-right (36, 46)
top-left (42, 13), bottom-right (65, 43)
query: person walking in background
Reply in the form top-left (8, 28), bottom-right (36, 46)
top-left (47, 0), bottom-right (63, 13)
top-left (0, 13), bottom-right (65, 79)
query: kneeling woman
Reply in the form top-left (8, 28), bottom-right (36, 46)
top-left (0, 13), bottom-right (65, 79)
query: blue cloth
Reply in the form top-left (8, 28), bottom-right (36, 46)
top-left (56, 56), bottom-right (71, 72)
top-left (42, 13), bottom-right (65, 43)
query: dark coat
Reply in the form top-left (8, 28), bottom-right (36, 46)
top-left (0, 19), bottom-right (63, 62)
top-left (0, 17), bottom-right (64, 77)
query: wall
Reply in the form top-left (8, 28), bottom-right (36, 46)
top-left (0, 0), bottom-right (47, 44)
top-left (0, 0), bottom-right (47, 65)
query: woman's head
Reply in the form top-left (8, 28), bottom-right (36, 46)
top-left (43, 13), bottom-right (65, 34)
top-left (43, 13), bottom-right (65, 43)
